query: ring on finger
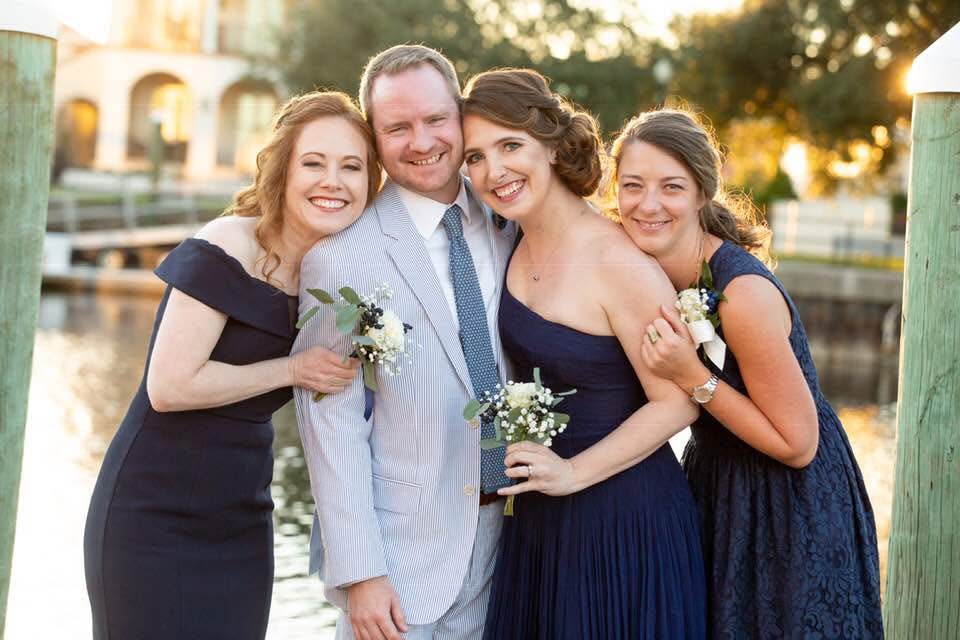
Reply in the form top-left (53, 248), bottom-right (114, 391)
top-left (527, 464), bottom-right (534, 479)
top-left (646, 327), bottom-right (660, 343)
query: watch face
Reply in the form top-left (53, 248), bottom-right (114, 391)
top-left (693, 388), bottom-right (712, 403)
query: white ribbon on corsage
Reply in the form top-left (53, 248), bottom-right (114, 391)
top-left (686, 319), bottom-right (726, 370)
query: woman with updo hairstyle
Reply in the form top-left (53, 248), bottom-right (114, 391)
top-left (84, 91), bottom-right (377, 639)
top-left (462, 69), bottom-right (707, 639)
top-left (610, 108), bottom-right (883, 638)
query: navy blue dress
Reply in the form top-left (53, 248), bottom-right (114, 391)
top-left (483, 287), bottom-right (707, 639)
top-left (84, 238), bottom-right (297, 640)
top-left (683, 241), bottom-right (883, 639)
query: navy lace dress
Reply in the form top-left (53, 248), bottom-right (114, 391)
top-left (84, 238), bottom-right (298, 640)
top-left (683, 241), bottom-right (883, 639)
top-left (483, 287), bottom-right (707, 640)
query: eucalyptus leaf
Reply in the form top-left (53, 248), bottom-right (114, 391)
top-left (307, 288), bottom-right (335, 304)
top-left (352, 335), bottom-right (376, 346)
top-left (295, 305), bottom-right (320, 329)
top-left (508, 406), bottom-right (524, 423)
top-left (463, 398), bottom-right (482, 420)
top-left (479, 438), bottom-right (506, 451)
top-left (533, 367), bottom-right (542, 389)
top-left (336, 306), bottom-right (362, 333)
top-left (494, 416), bottom-right (502, 440)
top-left (362, 361), bottom-right (379, 392)
top-left (552, 412), bottom-right (570, 425)
top-left (339, 286), bottom-right (362, 305)
top-left (700, 260), bottom-right (714, 289)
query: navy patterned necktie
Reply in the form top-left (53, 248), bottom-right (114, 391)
top-left (441, 205), bottom-right (509, 492)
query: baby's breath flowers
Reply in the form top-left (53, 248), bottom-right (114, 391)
top-left (675, 261), bottom-right (726, 369)
top-left (297, 283), bottom-right (413, 399)
top-left (463, 368), bottom-right (576, 515)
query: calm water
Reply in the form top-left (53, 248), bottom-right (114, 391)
top-left (6, 291), bottom-right (898, 639)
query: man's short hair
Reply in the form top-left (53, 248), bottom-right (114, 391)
top-left (359, 44), bottom-right (461, 125)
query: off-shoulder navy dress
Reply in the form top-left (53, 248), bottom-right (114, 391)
top-left (84, 238), bottom-right (297, 640)
top-left (483, 287), bottom-right (706, 639)
top-left (683, 241), bottom-right (883, 638)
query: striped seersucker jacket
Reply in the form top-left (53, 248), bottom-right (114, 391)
top-left (292, 179), bottom-right (516, 624)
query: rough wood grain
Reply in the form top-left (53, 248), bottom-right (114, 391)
top-left (0, 29), bottom-right (56, 633)
top-left (885, 93), bottom-right (960, 639)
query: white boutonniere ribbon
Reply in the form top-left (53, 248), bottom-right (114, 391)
top-left (676, 261), bottom-right (727, 370)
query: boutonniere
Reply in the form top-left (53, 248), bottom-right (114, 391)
top-left (463, 368), bottom-right (576, 515)
top-left (297, 283), bottom-right (414, 400)
top-left (676, 261), bottom-right (727, 369)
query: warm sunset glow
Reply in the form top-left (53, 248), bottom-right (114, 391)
top-left (780, 140), bottom-right (810, 197)
top-left (41, 0), bottom-right (113, 43)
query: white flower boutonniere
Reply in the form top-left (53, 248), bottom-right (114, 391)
top-left (676, 261), bottom-right (727, 370)
top-left (463, 368), bottom-right (576, 515)
top-left (297, 284), bottom-right (413, 399)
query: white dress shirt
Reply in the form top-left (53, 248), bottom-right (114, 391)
top-left (398, 180), bottom-right (498, 332)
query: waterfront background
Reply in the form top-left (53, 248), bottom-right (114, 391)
top-left (6, 287), bottom-right (898, 639)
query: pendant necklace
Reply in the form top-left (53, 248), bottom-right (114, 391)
top-left (527, 210), bottom-right (580, 282)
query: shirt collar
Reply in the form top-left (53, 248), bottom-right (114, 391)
top-left (398, 179), bottom-right (472, 240)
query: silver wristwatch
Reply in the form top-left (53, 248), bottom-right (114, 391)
top-left (690, 374), bottom-right (720, 405)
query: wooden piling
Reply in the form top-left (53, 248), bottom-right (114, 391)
top-left (0, 3), bottom-right (58, 633)
top-left (884, 22), bottom-right (960, 639)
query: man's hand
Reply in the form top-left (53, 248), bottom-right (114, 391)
top-left (347, 576), bottom-right (409, 640)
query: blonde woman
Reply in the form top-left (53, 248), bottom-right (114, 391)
top-left (84, 91), bottom-right (380, 640)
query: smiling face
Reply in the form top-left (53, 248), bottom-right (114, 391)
top-left (283, 116), bottom-right (369, 240)
top-left (616, 140), bottom-right (706, 258)
top-left (367, 64), bottom-right (463, 202)
top-left (462, 114), bottom-right (558, 222)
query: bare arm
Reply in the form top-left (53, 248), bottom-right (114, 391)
top-left (146, 222), bottom-right (359, 412)
top-left (641, 275), bottom-right (819, 468)
top-left (502, 243), bottom-right (698, 496)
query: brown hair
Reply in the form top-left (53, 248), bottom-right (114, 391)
top-left (462, 68), bottom-right (603, 197)
top-left (225, 91), bottom-right (382, 283)
top-left (359, 44), bottom-right (461, 125)
top-left (606, 108), bottom-right (772, 265)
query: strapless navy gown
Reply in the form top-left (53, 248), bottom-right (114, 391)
top-left (83, 238), bottom-right (297, 639)
top-left (483, 287), bottom-right (707, 640)
top-left (683, 241), bottom-right (883, 638)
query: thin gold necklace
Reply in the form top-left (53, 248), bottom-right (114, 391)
top-left (526, 209), bottom-right (581, 282)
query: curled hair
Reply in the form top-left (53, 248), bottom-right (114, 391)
top-left (225, 91), bottom-right (382, 284)
top-left (606, 108), bottom-right (772, 265)
top-left (462, 68), bottom-right (602, 197)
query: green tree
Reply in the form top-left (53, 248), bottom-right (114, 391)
top-left (271, 0), bottom-right (654, 135)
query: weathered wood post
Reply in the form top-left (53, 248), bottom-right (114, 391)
top-left (884, 22), bottom-right (960, 639)
top-left (0, 2), bottom-right (58, 633)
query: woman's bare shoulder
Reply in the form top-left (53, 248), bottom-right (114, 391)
top-left (194, 216), bottom-right (261, 271)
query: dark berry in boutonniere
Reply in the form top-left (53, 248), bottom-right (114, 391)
top-left (675, 261), bottom-right (727, 368)
top-left (297, 284), bottom-right (414, 400)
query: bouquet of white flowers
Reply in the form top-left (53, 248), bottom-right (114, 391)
top-left (297, 284), bottom-right (413, 399)
top-left (675, 261), bottom-right (726, 369)
top-left (463, 368), bottom-right (576, 514)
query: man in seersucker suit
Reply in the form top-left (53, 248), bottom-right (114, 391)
top-left (292, 44), bottom-right (516, 640)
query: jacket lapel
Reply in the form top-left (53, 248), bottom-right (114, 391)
top-left (376, 182), bottom-right (474, 393)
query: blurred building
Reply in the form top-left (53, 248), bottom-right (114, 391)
top-left (53, 0), bottom-right (287, 182)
